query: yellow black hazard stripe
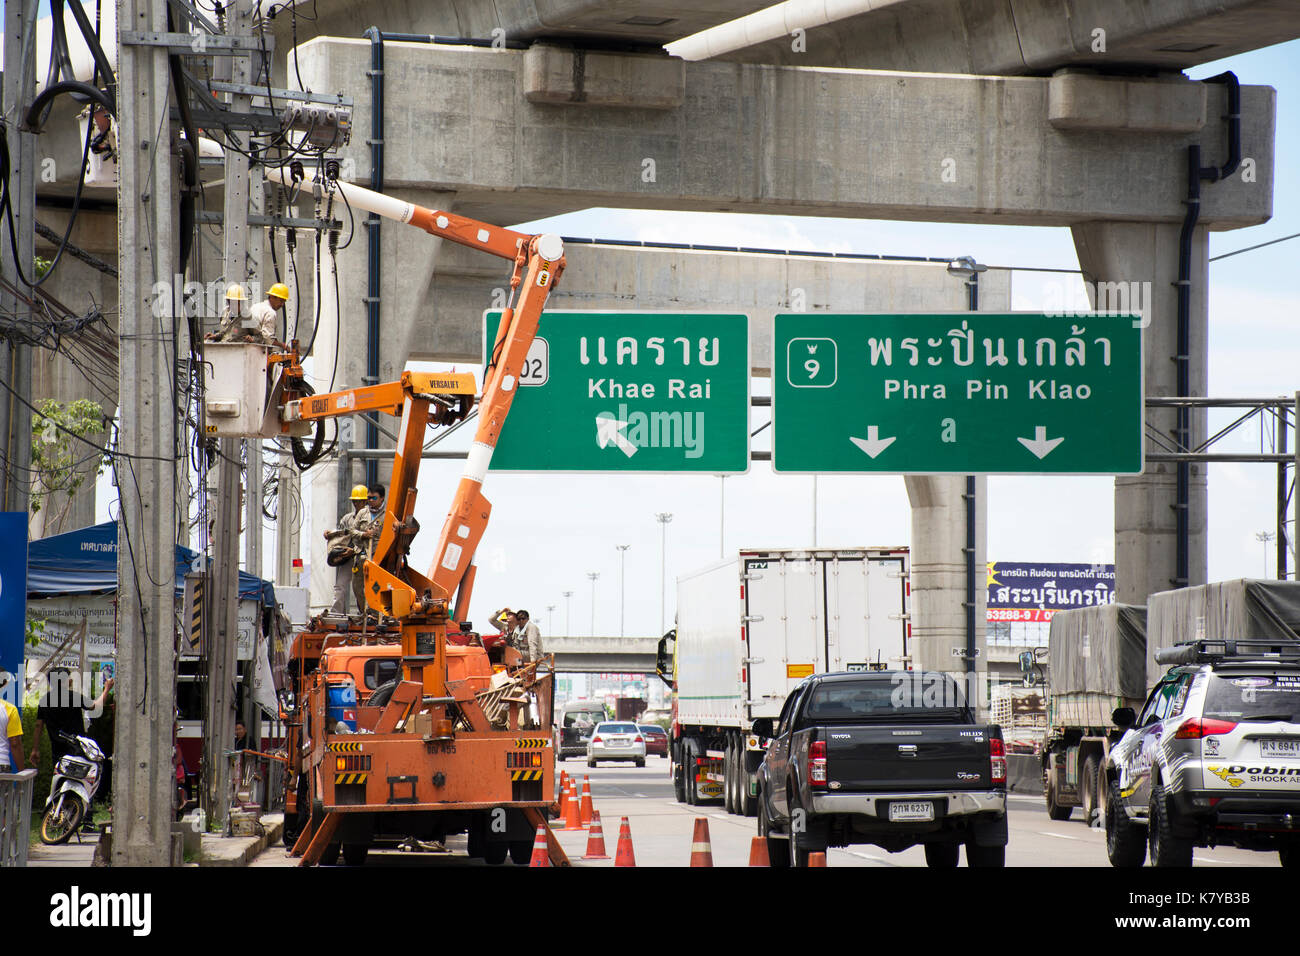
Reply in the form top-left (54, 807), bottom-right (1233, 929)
top-left (513, 737), bottom-right (549, 749)
top-left (334, 772), bottom-right (369, 785)
top-left (510, 770), bottom-right (544, 781)
top-left (328, 741), bottom-right (364, 752)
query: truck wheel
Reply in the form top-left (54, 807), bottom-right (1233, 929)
top-left (319, 842), bottom-right (341, 866)
top-left (965, 841), bottom-right (1005, 867)
top-left (683, 742), bottom-right (697, 806)
top-left (1148, 782), bottom-right (1193, 867)
top-left (923, 843), bottom-right (960, 868)
top-left (1045, 776), bottom-right (1073, 821)
top-left (342, 843), bottom-right (369, 867)
top-left (673, 754), bottom-right (687, 804)
top-left (1081, 756), bottom-right (1101, 826)
top-left (635, 758), bottom-right (645, 768)
top-left (509, 839), bottom-right (533, 865)
top-left (1280, 846), bottom-right (1298, 868)
top-left (483, 840), bottom-right (508, 865)
top-left (758, 789), bottom-right (789, 869)
top-left (1105, 776), bottom-right (1147, 867)
top-left (787, 790), bottom-right (823, 867)
top-left (738, 746), bottom-right (755, 818)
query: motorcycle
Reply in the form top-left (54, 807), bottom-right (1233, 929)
top-left (40, 731), bottom-right (106, 845)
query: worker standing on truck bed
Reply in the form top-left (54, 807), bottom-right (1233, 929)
top-left (326, 485), bottom-right (370, 616)
top-left (513, 610), bottom-right (543, 663)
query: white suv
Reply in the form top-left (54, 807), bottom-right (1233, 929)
top-left (1105, 639), bottom-right (1300, 867)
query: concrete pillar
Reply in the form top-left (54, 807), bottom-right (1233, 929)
top-left (1072, 221), bottom-right (1208, 604)
top-left (904, 476), bottom-right (988, 692)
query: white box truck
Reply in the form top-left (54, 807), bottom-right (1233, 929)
top-left (659, 547), bottom-right (910, 814)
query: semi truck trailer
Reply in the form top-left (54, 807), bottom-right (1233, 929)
top-left (659, 547), bottom-right (910, 815)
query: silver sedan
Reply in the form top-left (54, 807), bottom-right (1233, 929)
top-left (587, 722), bottom-right (647, 768)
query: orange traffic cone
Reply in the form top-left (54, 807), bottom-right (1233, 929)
top-left (528, 824), bottom-right (551, 867)
top-left (614, 816), bottom-right (636, 867)
top-left (559, 769), bottom-right (568, 800)
top-left (582, 811), bottom-right (610, 860)
top-left (554, 780), bottom-right (573, 829)
top-left (563, 784), bottom-right (582, 830)
top-left (689, 817), bottom-right (714, 867)
top-left (579, 776), bottom-right (594, 827)
top-left (748, 835), bottom-right (769, 867)
top-left (808, 851), bottom-right (827, 867)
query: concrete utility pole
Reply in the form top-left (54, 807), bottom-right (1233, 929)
top-left (0, 0), bottom-right (37, 516)
top-left (205, 0), bottom-right (259, 832)
top-left (275, 462), bottom-right (301, 585)
top-left (114, 0), bottom-right (181, 865)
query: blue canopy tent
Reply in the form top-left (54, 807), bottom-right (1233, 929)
top-left (27, 520), bottom-right (275, 604)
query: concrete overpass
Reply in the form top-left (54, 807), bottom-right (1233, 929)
top-left (546, 636), bottom-right (661, 674)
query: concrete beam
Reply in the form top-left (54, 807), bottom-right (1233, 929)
top-left (701, 0), bottom-right (1300, 77)
top-left (265, 0), bottom-right (771, 50)
top-left (296, 39), bottom-right (1273, 230)
top-left (524, 44), bottom-right (684, 108)
top-left (418, 233), bottom-right (1011, 363)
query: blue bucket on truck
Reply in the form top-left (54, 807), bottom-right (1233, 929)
top-left (327, 679), bottom-right (358, 732)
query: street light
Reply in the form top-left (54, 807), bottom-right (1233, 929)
top-left (616, 544), bottom-right (631, 637)
top-left (546, 603), bottom-right (556, 635)
top-left (1256, 531), bottom-right (1275, 577)
top-left (587, 572), bottom-right (600, 636)
top-left (562, 590), bottom-right (573, 637)
top-left (656, 512), bottom-right (673, 634)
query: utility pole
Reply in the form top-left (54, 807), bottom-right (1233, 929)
top-left (275, 462), bottom-right (301, 585)
top-left (656, 512), bottom-right (673, 634)
top-left (114, 0), bottom-right (181, 864)
top-left (205, 0), bottom-right (259, 832)
top-left (0, 0), bottom-right (37, 516)
top-left (587, 571), bottom-right (600, 637)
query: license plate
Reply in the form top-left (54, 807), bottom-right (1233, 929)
top-left (1260, 738), bottom-right (1300, 758)
top-left (888, 801), bottom-right (934, 822)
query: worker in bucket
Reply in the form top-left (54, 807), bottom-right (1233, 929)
top-left (248, 282), bottom-right (290, 346)
top-left (208, 283), bottom-right (249, 342)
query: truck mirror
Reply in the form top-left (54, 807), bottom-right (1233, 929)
top-left (1018, 651), bottom-right (1034, 672)
top-left (751, 718), bottom-right (774, 738)
top-left (1111, 707), bottom-right (1136, 728)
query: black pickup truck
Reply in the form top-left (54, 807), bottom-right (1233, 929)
top-left (754, 671), bottom-right (1008, 867)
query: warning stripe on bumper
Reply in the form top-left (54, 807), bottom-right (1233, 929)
top-left (328, 742), bottom-right (363, 752)
top-left (334, 772), bottom-right (369, 785)
top-left (510, 770), bottom-right (544, 781)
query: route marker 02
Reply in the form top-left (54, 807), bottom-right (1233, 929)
top-left (773, 313), bottom-right (1142, 475)
top-left (484, 311), bottom-right (750, 473)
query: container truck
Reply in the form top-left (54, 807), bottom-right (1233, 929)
top-left (1041, 603), bottom-right (1147, 824)
top-left (658, 547), bottom-right (910, 815)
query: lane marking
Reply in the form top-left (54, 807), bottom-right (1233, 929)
top-left (1038, 831), bottom-right (1082, 841)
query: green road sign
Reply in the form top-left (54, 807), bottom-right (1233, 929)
top-left (773, 313), bottom-right (1142, 474)
top-left (485, 311), bottom-right (750, 472)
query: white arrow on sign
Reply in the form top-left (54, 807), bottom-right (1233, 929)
top-left (848, 426), bottom-right (897, 459)
top-left (595, 414), bottom-right (638, 458)
top-left (1017, 426), bottom-right (1065, 460)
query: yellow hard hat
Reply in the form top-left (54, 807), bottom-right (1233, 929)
top-left (350, 484), bottom-right (369, 501)
top-left (225, 283), bottom-right (247, 301)
top-left (268, 282), bottom-right (290, 301)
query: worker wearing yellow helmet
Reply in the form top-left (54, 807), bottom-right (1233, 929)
top-left (207, 283), bottom-right (248, 342)
top-left (326, 484), bottom-right (372, 616)
top-left (247, 282), bottom-right (290, 346)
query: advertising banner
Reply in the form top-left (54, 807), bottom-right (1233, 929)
top-left (987, 561), bottom-right (1116, 623)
